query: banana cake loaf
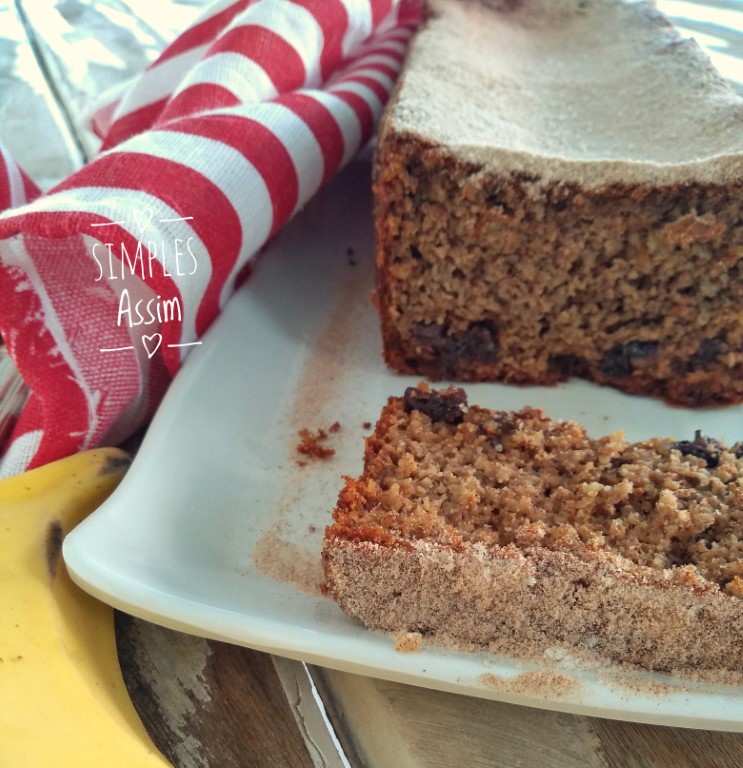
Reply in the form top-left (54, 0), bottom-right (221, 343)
top-left (322, 385), bottom-right (743, 675)
top-left (373, 0), bottom-right (743, 405)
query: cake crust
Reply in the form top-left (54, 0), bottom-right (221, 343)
top-left (323, 538), bottom-right (743, 674)
top-left (322, 386), bottom-right (743, 677)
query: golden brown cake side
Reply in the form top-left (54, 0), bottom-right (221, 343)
top-left (322, 386), bottom-right (743, 675)
top-left (373, 0), bottom-right (743, 406)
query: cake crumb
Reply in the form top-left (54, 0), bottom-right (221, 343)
top-left (395, 631), bottom-right (423, 653)
top-left (601, 672), bottom-right (679, 697)
top-left (296, 423), bottom-right (341, 462)
top-left (252, 531), bottom-right (323, 597)
top-left (480, 670), bottom-right (580, 698)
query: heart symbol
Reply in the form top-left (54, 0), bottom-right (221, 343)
top-left (133, 208), bottom-right (153, 233)
top-left (142, 333), bottom-right (162, 359)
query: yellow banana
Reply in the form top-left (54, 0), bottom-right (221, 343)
top-left (0, 448), bottom-right (171, 767)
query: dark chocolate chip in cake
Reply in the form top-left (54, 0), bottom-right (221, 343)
top-left (671, 430), bottom-right (722, 468)
top-left (693, 338), bottom-right (723, 364)
top-left (404, 385), bottom-right (468, 424)
top-left (411, 320), bottom-right (500, 371)
top-left (673, 338), bottom-right (724, 375)
top-left (599, 341), bottom-right (659, 378)
top-left (548, 354), bottom-right (590, 378)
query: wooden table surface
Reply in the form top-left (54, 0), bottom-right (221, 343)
top-left (116, 612), bottom-right (743, 768)
top-left (4, 2), bottom-right (743, 765)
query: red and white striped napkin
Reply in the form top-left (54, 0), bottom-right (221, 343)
top-left (0, 0), bottom-right (420, 477)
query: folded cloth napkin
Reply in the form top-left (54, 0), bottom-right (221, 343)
top-left (0, 0), bottom-right (420, 477)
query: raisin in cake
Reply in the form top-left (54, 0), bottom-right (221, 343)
top-left (374, 0), bottom-right (743, 406)
top-left (322, 386), bottom-right (743, 676)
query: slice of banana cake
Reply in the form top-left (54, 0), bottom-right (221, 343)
top-left (323, 385), bottom-right (743, 676)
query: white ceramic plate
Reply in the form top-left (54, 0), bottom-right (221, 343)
top-left (64, 157), bottom-right (743, 731)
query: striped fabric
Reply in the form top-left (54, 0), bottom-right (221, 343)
top-left (0, 0), bottom-right (420, 477)
top-left (0, 145), bottom-right (41, 211)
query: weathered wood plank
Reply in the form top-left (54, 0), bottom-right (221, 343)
top-left (116, 613), bottom-right (316, 768)
top-left (0, 2), bottom-right (82, 186)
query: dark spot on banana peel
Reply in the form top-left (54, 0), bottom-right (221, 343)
top-left (46, 521), bottom-right (64, 578)
top-left (98, 453), bottom-right (132, 477)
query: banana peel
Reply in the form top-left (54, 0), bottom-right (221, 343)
top-left (0, 448), bottom-right (171, 767)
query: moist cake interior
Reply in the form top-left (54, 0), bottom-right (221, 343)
top-left (344, 387), bottom-right (743, 597)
